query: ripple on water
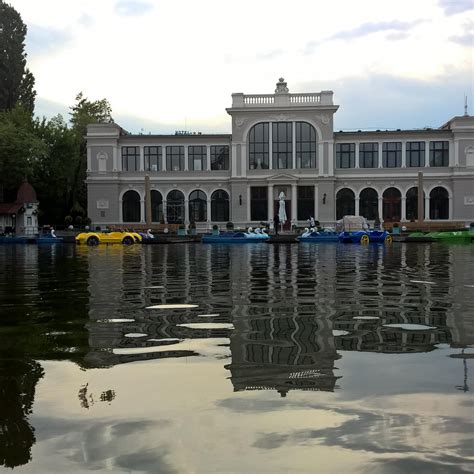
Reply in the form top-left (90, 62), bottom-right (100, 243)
top-left (146, 304), bottom-right (198, 309)
top-left (383, 323), bottom-right (437, 330)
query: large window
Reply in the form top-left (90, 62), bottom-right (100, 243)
top-left (297, 186), bottom-right (314, 220)
top-left (406, 187), bottom-right (424, 221)
top-left (359, 188), bottom-right (378, 220)
top-left (272, 122), bottom-right (292, 169)
top-left (429, 141), bottom-right (449, 167)
top-left (249, 123), bottom-right (269, 169)
top-left (166, 146), bottom-right (184, 171)
top-left (407, 142), bottom-right (425, 167)
top-left (122, 190), bottom-right (140, 222)
top-left (188, 146), bottom-right (206, 171)
top-left (429, 187), bottom-right (449, 219)
top-left (296, 122), bottom-right (316, 168)
top-left (145, 146), bottom-right (161, 171)
top-left (211, 146), bottom-right (229, 170)
top-left (382, 142), bottom-right (402, 168)
top-left (211, 190), bottom-right (229, 221)
top-left (336, 188), bottom-right (355, 220)
top-left (166, 190), bottom-right (184, 224)
top-left (359, 143), bottom-right (378, 168)
top-left (250, 187), bottom-right (267, 221)
top-left (122, 146), bottom-right (139, 171)
top-left (189, 190), bottom-right (207, 222)
top-left (336, 143), bottom-right (355, 168)
top-left (382, 187), bottom-right (401, 222)
top-left (150, 190), bottom-right (163, 222)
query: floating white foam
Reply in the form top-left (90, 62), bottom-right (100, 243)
top-left (410, 280), bottom-right (435, 285)
top-left (147, 338), bottom-right (181, 343)
top-left (144, 286), bottom-right (164, 289)
top-left (464, 284), bottom-right (474, 288)
top-left (96, 318), bottom-right (135, 323)
top-left (332, 330), bottom-right (350, 336)
top-left (124, 333), bottom-right (148, 338)
top-left (197, 314), bottom-right (220, 318)
top-left (146, 304), bottom-right (198, 309)
top-left (45, 331), bottom-right (67, 336)
top-left (176, 323), bottom-right (234, 330)
top-left (383, 323), bottom-right (436, 330)
top-left (353, 316), bottom-right (380, 320)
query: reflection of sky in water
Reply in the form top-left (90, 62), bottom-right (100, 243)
top-left (0, 243), bottom-right (473, 472)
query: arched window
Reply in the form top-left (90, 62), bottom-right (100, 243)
top-left (296, 122), bottom-right (316, 168)
top-left (122, 190), bottom-right (141, 222)
top-left (382, 187), bottom-right (401, 222)
top-left (150, 190), bottom-right (163, 223)
top-left (189, 190), bottom-right (207, 222)
top-left (166, 190), bottom-right (184, 224)
top-left (211, 190), bottom-right (229, 221)
top-left (359, 188), bottom-right (378, 221)
top-left (430, 187), bottom-right (449, 219)
top-left (248, 123), bottom-right (269, 169)
top-left (336, 188), bottom-right (355, 220)
top-left (406, 187), bottom-right (425, 221)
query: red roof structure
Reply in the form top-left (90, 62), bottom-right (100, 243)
top-left (16, 180), bottom-right (37, 203)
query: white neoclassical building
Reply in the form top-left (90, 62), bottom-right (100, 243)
top-left (86, 78), bottom-right (474, 230)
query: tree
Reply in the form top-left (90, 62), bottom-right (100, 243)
top-left (0, 0), bottom-right (36, 114)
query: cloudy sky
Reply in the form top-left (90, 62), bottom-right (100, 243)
top-left (10, 0), bottom-right (474, 133)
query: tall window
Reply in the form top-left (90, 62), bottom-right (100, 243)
top-left (211, 190), bottom-right (229, 221)
top-left (145, 146), bottom-right (161, 171)
top-left (189, 190), bottom-right (207, 222)
top-left (429, 141), bottom-right (449, 167)
top-left (250, 187), bottom-right (267, 221)
top-left (336, 188), bottom-right (355, 220)
top-left (166, 190), bottom-right (184, 223)
top-left (272, 122), bottom-right (292, 169)
top-left (297, 186), bottom-right (314, 220)
top-left (150, 190), bottom-right (163, 222)
top-left (336, 143), bottom-right (355, 168)
top-left (359, 188), bottom-right (378, 220)
top-left (211, 146), bottom-right (229, 170)
top-left (382, 142), bottom-right (402, 168)
top-left (188, 146), bottom-right (206, 171)
top-left (406, 187), bottom-right (424, 221)
top-left (429, 187), bottom-right (449, 219)
top-left (359, 143), bottom-right (378, 168)
top-left (407, 142), bottom-right (425, 167)
top-left (296, 122), bottom-right (316, 168)
top-left (122, 146), bottom-right (139, 171)
top-left (122, 190), bottom-right (140, 222)
top-left (166, 146), bottom-right (184, 171)
top-left (249, 123), bottom-right (269, 169)
top-left (382, 187), bottom-right (401, 222)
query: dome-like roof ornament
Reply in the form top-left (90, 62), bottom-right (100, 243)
top-left (275, 77), bottom-right (289, 94)
top-left (16, 179), bottom-right (38, 204)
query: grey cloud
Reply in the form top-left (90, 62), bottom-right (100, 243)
top-left (26, 24), bottom-right (71, 56)
top-left (449, 20), bottom-right (474, 46)
top-left (385, 31), bottom-right (410, 41)
top-left (438, 0), bottom-right (474, 16)
top-left (115, 0), bottom-right (154, 16)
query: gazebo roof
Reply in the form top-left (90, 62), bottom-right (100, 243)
top-left (16, 180), bottom-right (37, 204)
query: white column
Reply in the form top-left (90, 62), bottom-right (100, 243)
top-left (87, 147), bottom-right (92, 171)
top-left (401, 141), bottom-right (406, 168)
top-left (449, 140), bottom-right (454, 167)
top-left (291, 184), bottom-right (297, 222)
top-left (449, 196), bottom-right (453, 220)
top-left (328, 140), bottom-right (334, 176)
top-left (425, 141), bottom-right (430, 167)
top-left (118, 147), bottom-right (122, 171)
top-left (401, 197), bottom-right (407, 221)
top-left (184, 146), bottom-right (189, 171)
top-left (268, 123), bottom-right (273, 170)
top-left (378, 142), bottom-right (383, 168)
top-left (267, 184), bottom-right (274, 221)
top-left (207, 197), bottom-right (212, 222)
top-left (163, 200), bottom-right (167, 224)
top-left (140, 199), bottom-right (145, 223)
top-left (139, 146), bottom-right (144, 171)
top-left (162, 147), bottom-right (167, 171)
top-left (378, 197), bottom-right (383, 222)
top-left (231, 144), bottom-right (238, 177)
top-left (292, 121), bottom-right (296, 169)
top-left (185, 199), bottom-right (189, 224)
top-left (425, 196), bottom-right (430, 220)
top-left (318, 143), bottom-right (324, 175)
top-left (247, 186), bottom-right (251, 222)
top-left (314, 185), bottom-right (319, 220)
top-left (355, 197), bottom-right (360, 216)
top-left (206, 145), bottom-right (211, 171)
top-left (355, 143), bottom-right (360, 168)
top-left (454, 140), bottom-right (459, 167)
top-left (113, 146), bottom-right (118, 171)
top-left (241, 144), bottom-right (247, 177)
top-left (118, 198), bottom-right (123, 223)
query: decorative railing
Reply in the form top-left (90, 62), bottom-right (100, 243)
top-left (290, 93), bottom-right (321, 103)
top-left (232, 91), bottom-right (332, 107)
top-left (243, 94), bottom-right (275, 104)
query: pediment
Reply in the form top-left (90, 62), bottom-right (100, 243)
top-left (268, 173), bottom-right (298, 182)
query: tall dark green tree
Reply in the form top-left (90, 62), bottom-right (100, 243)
top-left (0, 0), bottom-right (36, 114)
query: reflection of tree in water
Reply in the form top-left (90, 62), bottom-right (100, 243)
top-left (0, 359), bottom-right (44, 469)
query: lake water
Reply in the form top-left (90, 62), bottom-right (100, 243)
top-left (0, 242), bottom-right (473, 473)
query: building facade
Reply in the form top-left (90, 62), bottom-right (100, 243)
top-left (86, 79), bottom-right (474, 229)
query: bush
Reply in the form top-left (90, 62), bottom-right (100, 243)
top-left (75, 215), bottom-right (83, 225)
top-left (64, 215), bottom-right (73, 225)
top-left (226, 221), bottom-right (234, 230)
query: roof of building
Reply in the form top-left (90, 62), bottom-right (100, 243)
top-left (0, 203), bottom-right (22, 215)
top-left (16, 180), bottom-right (38, 203)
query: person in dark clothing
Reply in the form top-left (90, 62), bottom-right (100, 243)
top-left (274, 214), bottom-right (280, 235)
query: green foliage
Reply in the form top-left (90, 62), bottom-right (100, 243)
top-left (0, 1), bottom-right (36, 113)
